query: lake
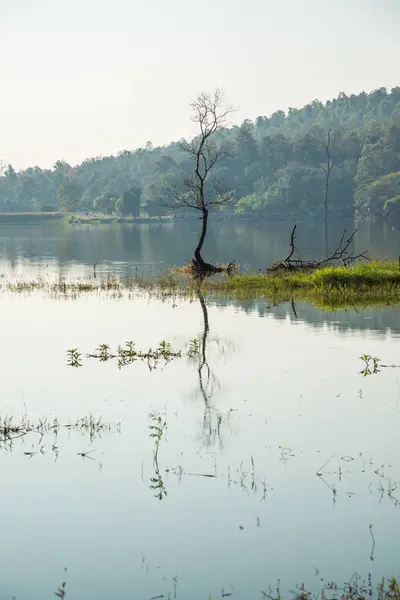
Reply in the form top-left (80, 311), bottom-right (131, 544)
top-left (0, 220), bottom-right (399, 599)
top-left (0, 218), bottom-right (399, 278)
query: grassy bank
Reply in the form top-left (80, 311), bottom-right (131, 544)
top-left (67, 214), bottom-right (174, 224)
top-left (1, 260), bottom-right (399, 310)
top-left (0, 212), bottom-right (175, 225)
top-left (0, 212), bottom-right (64, 224)
top-left (203, 261), bottom-right (400, 309)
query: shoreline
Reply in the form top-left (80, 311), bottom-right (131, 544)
top-left (0, 212), bottom-right (395, 226)
top-left (0, 260), bottom-right (399, 310)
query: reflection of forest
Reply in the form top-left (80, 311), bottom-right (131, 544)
top-left (0, 220), bottom-right (399, 277)
top-left (213, 297), bottom-right (400, 335)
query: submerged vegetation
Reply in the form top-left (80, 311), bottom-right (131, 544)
top-left (47, 574), bottom-right (400, 600)
top-left (51, 573), bottom-right (400, 600)
top-left (0, 413), bottom-right (118, 456)
top-left (256, 575), bottom-right (400, 600)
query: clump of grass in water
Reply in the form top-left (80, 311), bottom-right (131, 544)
top-left (187, 337), bottom-right (201, 358)
top-left (360, 354), bottom-right (381, 376)
top-left (78, 340), bottom-right (182, 370)
top-left (359, 354), bottom-right (400, 376)
top-left (66, 348), bottom-right (82, 367)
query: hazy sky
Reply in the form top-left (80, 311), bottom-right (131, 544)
top-left (1, 0), bottom-right (399, 169)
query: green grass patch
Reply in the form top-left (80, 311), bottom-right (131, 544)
top-left (203, 260), bottom-right (400, 308)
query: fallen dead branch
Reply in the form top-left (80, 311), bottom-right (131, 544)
top-left (267, 225), bottom-right (368, 272)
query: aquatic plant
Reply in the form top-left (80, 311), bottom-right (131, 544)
top-left (54, 581), bottom-right (66, 599)
top-left (359, 354), bottom-right (400, 376)
top-left (360, 354), bottom-right (381, 376)
top-left (187, 337), bottom-right (201, 358)
top-left (66, 348), bottom-right (82, 367)
top-left (68, 340), bottom-right (182, 369)
top-left (149, 411), bottom-right (167, 500)
top-left (0, 413), bottom-right (118, 456)
top-left (259, 573), bottom-right (400, 600)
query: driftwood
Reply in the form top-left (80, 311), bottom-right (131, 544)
top-left (267, 225), bottom-right (368, 272)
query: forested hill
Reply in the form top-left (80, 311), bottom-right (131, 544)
top-left (1, 86), bottom-right (400, 220)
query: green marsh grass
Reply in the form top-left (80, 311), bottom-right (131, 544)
top-left (1, 260), bottom-right (400, 309)
top-left (204, 260), bottom-right (400, 307)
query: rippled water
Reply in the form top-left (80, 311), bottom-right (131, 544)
top-left (1, 285), bottom-right (399, 599)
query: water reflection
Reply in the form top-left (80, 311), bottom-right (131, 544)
top-left (215, 297), bottom-right (400, 335)
top-left (149, 412), bottom-right (168, 500)
top-left (0, 219), bottom-right (399, 279)
top-left (195, 289), bottom-right (226, 449)
top-left (0, 291), bottom-right (399, 598)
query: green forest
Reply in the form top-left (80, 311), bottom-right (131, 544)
top-left (1, 86), bottom-right (400, 220)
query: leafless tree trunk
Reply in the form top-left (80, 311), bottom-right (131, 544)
top-left (166, 90), bottom-right (234, 275)
top-left (318, 130), bottom-right (335, 254)
top-left (195, 207), bottom-right (209, 266)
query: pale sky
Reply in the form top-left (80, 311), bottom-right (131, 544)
top-left (1, 0), bottom-right (399, 170)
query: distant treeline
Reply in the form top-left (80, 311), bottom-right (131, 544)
top-left (1, 86), bottom-right (400, 221)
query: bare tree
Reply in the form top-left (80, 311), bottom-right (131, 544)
top-left (318, 129), bottom-right (335, 254)
top-left (167, 90), bottom-right (235, 276)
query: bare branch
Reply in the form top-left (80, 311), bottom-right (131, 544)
top-left (268, 226), bottom-right (368, 272)
top-left (189, 89), bottom-right (233, 139)
top-left (284, 224), bottom-right (297, 263)
top-left (162, 182), bottom-right (202, 211)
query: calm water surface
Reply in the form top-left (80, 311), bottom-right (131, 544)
top-left (0, 219), bottom-right (399, 277)
top-left (0, 222), bottom-right (399, 599)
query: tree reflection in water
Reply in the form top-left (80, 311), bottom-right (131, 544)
top-left (195, 289), bottom-right (228, 449)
